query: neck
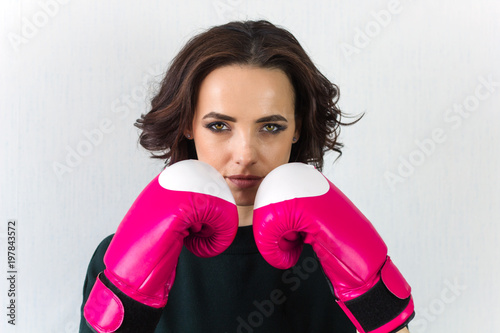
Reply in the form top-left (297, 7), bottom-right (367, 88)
top-left (237, 205), bottom-right (254, 227)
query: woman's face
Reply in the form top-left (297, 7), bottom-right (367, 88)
top-left (188, 65), bottom-right (300, 206)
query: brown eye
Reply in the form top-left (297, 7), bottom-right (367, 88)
top-left (206, 122), bottom-right (229, 132)
top-left (262, 123), bottom-right (285, 134)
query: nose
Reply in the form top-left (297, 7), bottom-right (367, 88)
top-left (232, 130), bottom-right (258, 167)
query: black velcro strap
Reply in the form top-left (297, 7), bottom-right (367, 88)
top-left (344, 278), bottom-right (413, 332)
top-left (90, 273), bottom-right (164, 333)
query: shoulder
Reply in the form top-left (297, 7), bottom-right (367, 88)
top-left (79, 234), bottom-right (115, 332)
top-left (93, 234), bottom-right (114, 257)
top-left (82, 234), bottom-right (114, 290)
top-left (89, 234), bottom-right (114, 266)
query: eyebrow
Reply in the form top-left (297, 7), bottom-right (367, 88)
top-left (202, 112), bottom-right (288, 123)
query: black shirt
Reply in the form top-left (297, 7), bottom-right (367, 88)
top-left (79, 226), bottom-right (356, 332)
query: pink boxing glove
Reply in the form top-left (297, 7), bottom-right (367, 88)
top-left (253, 163), bottom-right (414, 333)
top-left (84, 160), bottom-right (238, 333)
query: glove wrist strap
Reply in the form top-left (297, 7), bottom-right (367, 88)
top-left (84, 272), bottom-right (163, 333)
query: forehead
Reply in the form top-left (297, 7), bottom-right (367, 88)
top-left (196, 65), bottom-right (295, 118)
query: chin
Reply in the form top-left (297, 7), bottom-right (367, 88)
top-left (233, 195), bottom-right (256, 207)
top-left (231, 190), bottom-right (257, 207)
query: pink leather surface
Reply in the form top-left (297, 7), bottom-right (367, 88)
top-left (253, 173), bottom-right (387, 301)
top-left (381, 256), bottom-right (412, 299)
top-left (83, 274), bottom-right (124, 333)
top-left (253, 163), bottom-right (414, 332)
top-left (104, 173), bottom-right (238, 307)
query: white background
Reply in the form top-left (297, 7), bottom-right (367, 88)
top-left (1, 0), bottom-right (499, 332)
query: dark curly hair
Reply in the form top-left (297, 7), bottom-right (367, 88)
top-left (135, 20), bottom-right (360, 171)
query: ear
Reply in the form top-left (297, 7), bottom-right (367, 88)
top-left (293, 118), bottom-right (302, 143)
top-left (184, 130), bottom-right (193, 139)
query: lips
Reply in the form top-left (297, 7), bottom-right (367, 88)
top-left (227, 175), bottom-right (263, 189)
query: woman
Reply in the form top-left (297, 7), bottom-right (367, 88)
top-left (80, 20), bottom-right (413, 332)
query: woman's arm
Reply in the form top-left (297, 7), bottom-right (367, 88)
top-left (253, 163), bottom-right (415, 332)
top-left (79, 235), bottom-right (112, 332)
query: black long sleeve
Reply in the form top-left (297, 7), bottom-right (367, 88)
top-left (79, 227), bottom-right (355, 333)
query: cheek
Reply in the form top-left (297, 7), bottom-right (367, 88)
top-left (193, 136), bottom-right (228, 171)
top-left (194, 139), bottom-right (217, 162)
top-left (259, 138), bottom-right (293, 165)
